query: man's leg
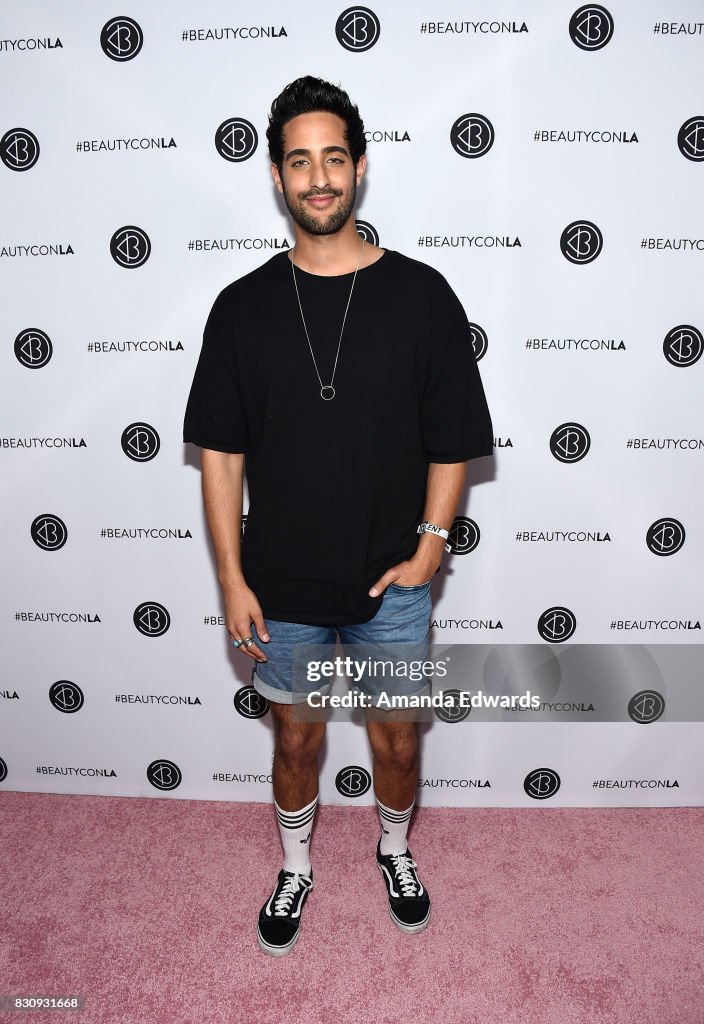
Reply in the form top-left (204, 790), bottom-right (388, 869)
top-left (249, 617), bottom-right (334, 956)
top-left (365, 712), bottom-right (430, 933)
top-left (366, 716), bottom-right (419, 855)
top-left (271, 702), bottom-right (326, 875)
top-left (340, 582), bottom-right (433, 933)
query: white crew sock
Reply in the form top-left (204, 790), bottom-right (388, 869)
top-left (376, 797), bottom-right (414, 856)
top-left (275, 794), bottom-right (318, 876)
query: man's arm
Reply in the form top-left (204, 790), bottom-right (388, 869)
top-left (201, 449), bottom-right (269, 661)
top-left (368, 461), bottom-right (467, 596)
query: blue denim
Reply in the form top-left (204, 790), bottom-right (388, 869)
top-left (250, 580), bottom-right (432, 704)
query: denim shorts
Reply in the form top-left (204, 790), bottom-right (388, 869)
top-left (250, 580), bottom-right (432, 705)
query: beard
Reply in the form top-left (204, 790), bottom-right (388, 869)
top-left (282, 178), bottom-right (357, 236)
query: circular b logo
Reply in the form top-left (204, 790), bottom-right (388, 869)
top-left (628, 690), bottom-right (665, 724)
top-left (468, 323), bottom-right (488, 361)
top-left (434, 690), bottom-right (471, 724)
top-left (560, 220), bottom-right (603, 264)
top-left (355, 220), bottom-right (379, 246)
top-left (215, 118), bottom-right (258, 162)
top-left (31, 514), bottom-right (67, 551)
top-left (646, 518), bottom-right (685, 556)
top-left (147, 759), bottom-right (182, 791)
top-left (121, 422), bottom-right (160, 462)
top-left (234, 685), bottom-right (269, 719)
top-left (537, 607), bottom-right (577, 643)
top-left (550, 422), bottom-right (591, 463)
top-left (0, 757), bottom-right (7, 784)
top-left (15, 328), bottom-right (53, 369)
top-left (450, 114), bottom-right (494, 158)
top-left (335, 765), bottom-right (372, 797)
top-left (336, 7), bottom-right (380, 51)
top-left (110, 226), bottom-right (151, 268)
top-left (133, 602), bottom-right (170, 637)
top-left (677, 117), bottom-right (704, 162)
top-left (663, 325), bottom-right (703, 367)
top-left (447, 516), bottom-right (480, 556)
top-left (1, 128), bottom-right (40, 171)
top-left (100, 17), bottom-right (143, 61)
top-left (524, 768), bottom-right (561, 799)
top-left (49, 680), bottom-right (84, 714)
top-left (569, 5), bottom-right (614, 50)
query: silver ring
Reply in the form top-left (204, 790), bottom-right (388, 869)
top-left (231, 638), bottom-right (241, 648)
top-left (241, 637), bottom-right (254, 649)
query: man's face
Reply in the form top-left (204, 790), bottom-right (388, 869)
top-left (271, 111), bottom-right (366, 236)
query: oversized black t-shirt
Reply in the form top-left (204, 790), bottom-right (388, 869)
top-left (183, 249), bottom-right (493, 625)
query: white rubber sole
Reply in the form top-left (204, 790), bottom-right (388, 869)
top-left (256, 924), bottom-right (300, 957)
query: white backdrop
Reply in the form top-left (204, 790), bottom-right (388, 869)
top-left (2, 0), bottom-right (703, 807)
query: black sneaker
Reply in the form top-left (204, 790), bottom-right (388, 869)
top-left (376, 840), bottom-right (431, 934)
top-left (257, 868), bottom-right (313, 956)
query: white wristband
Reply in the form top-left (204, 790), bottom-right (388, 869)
top-left (417, 521), bottom-right (452, 553)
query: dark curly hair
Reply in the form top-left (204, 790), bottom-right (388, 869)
top-left (266, 76), bottom-right (366, 171)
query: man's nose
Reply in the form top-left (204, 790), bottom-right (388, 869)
top-left (309, 158), bottom-right (330, 189)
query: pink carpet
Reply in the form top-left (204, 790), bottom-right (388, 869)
top-left (1, 792), bottom-right (702, 1023)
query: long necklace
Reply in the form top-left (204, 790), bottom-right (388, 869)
top-left (289, 238), bottom-right (365, 401)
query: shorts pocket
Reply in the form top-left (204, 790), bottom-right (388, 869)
top-left (388, 579), bottom-right (432, 592)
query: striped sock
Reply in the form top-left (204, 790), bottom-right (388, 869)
top-left (275, 794), bottom-right (318, 876)
top-left (376, 797), bottom-right (414, 856)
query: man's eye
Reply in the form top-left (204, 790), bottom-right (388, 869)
top-left (291, 159), bottom-right (308, 167)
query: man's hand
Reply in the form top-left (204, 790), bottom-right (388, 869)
top-left (224, 579), bottom-right (270, 662)
top-left (368, 552), bottom-right (441, 597)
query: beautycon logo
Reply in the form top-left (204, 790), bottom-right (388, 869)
top-left (121, 422), bottom-right (160, 462)
top-left (49, 680), bottom-right (84, 714)
top-left (450, 114), bottom-right (494, 158)
top-left (214, 118), bottom-right (258, 162)
top-left (133, 602), bottom-right (171, 637)
top-left (560, 220), bottom-right (603, 264)
top-left (568, 5), bottom-right (614, 50)
top-left (677, 116), bottom-right (704, 161)
top-left (355, 220), bottom-right (379, 246)
top-left (537, 607), bottom-right (577, 643)
top-left (627, 690), bottom-right (665, 724)
top-left (663, 325), bottom-right (703, 366)
top-left (646, 518), bottom-right (685, 556)
top-left (550, 422), bottom-right (590, 463)
top-left (100, 17), bottom-right (143, 61)
top-left (110, 226), bottom-right (151, 268)
top-left (335, 765), bottom-right (372, 796)
top-left (31, 514), bottom-right (67, 551)
top-left (0, 128), bottom-right (40, 171)
top-left (147, 759), bottom-right (182, 790)
top-left (14, 328), bottom-right (52, 368)
top-left (335, 8), bottom-right (380, 51)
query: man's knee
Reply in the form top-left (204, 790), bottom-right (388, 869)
top-left (367, 721), bottom-right (419, 769)
top-left (272, 703), bottom-right (326, 765)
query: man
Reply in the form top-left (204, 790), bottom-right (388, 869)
top-left (183, 76), bottom-right (493, 956)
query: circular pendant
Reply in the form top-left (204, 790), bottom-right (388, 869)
top-left (321, 385), bottom-right (335, 401)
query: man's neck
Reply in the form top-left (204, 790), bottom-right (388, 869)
top-left (290, 222), bottom-right (380, 276)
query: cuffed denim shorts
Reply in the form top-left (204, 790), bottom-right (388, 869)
top-left (250, 580), bottom-right (432, 705)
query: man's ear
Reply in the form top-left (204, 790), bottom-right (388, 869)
top-left (355, 153), bottom-right (367, 186)
top-left (271, 162), bottom-right (284, 194)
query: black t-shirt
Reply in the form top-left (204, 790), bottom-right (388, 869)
top-left (183, 249), bottom-right (493, 625)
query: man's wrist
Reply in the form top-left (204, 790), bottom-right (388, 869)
top-left (417, 520), bottom-right (452, 553)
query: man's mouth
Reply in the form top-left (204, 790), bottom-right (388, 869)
top-left (306, 194), bottom-right (337, 208)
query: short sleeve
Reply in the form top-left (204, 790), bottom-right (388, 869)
top-left (183, 288), bottom-right (249, 453)
top-left (421, 274), bottom-right (493, 462)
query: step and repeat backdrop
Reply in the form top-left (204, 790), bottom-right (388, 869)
top-left (2, 1), bottom-right (703, 808)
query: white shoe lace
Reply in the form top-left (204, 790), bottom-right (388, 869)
top-left (389, 854), bottom-right (420, 897)
top-left (273, 872), bottom-right (304, 916)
